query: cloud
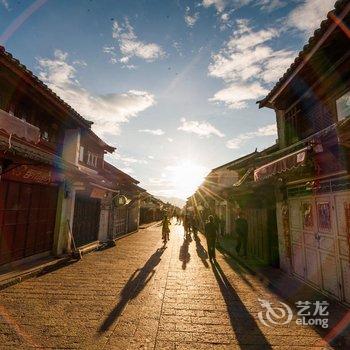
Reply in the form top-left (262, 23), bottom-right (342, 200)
top-left (203, 0), bottom-right (287, 13)
top-left (106, 17), bottom-right (165, 65)
top-left (221, 12), bottom-right (230, 22)
top-left (184, 6), bottom-right (200, 27)
top-left (208, 19), bottom-right (295, 108)
top-left (219, 12), bottom-right (232, 30)
top-left (172, 41), bottom-right (183, 56)
top-left (1, 0), bottom-right (9, 10)
top-left (105, 152), bottom-right (148, 174)
top-left (256, 0), bottom-right (287, 12)
top-left (178, 118), bottom-right (225, 138)
top-left (139, 129), bottom-right (165, 136)
top-left (72, 59), bottom-right (87, 67)
top-left (202, 0), bottom-right (228, 12)
top-left (210, 83), bottom-right (269, 109)
top-left (287, 0), bottom-right (335, 36)
top-left (37, 50), bottom-right (155, 136)
top-left (226, 123), bottom-right (277, 149)
top-left (202, 0), bottom-right (257, 13)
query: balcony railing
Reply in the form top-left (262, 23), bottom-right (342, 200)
top-left (0, 109), bottom-right (40, 144)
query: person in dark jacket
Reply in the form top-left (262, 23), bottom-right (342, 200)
top-left (205, 215), bottom-right (217, 261)
top-left (235, 211), bottom-right (248, 257)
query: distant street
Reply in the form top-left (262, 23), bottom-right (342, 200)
top-left (0, 223), bottom-right (333, 349)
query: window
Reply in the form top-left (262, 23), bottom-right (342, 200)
top-left (285, 106), bottom-right (301, 145)
top-left (336, 90), bottom-right (350, 121)
top-left (17, 104), bottom-right (28, 121)
top-left (87, 151), bottom-right (91, 165)
top-left (79, 146), bottom-right (84, 162)
top-left (87, 151), bottom-right (98, 167)
top-left (92, 154), bottom-right (98, 167)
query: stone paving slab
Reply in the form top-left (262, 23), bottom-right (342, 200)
top-left (0, 221), bottom-right (347, 349)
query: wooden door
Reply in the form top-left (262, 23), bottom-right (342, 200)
top-left (127, 201), bottom-right (139, 233)
top-left (72, 194), bottom-right (100, 247)
top-left (113, 206), bottom-right (127, 236)
top-left (301, 198), bottom-right (321, 287)
top-left (334, 193), bottom-right (350, 304)
top-left (315, 196), bottom-right (340, 298)
top-left (289, 198), bottom-right (305, 278)
top-left (0, 180), bottom-right (58, 266)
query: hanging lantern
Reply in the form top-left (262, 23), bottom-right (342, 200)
top-left (113, 195), bottom-right (129, 207)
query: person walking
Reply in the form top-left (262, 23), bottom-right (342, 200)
top-left (235, 211), bottom-right (248, 257)
top-left (183, 213), bottom-right (189, 238)
top-left (162, 214), bottom-right (171, 244)
top-left (205, 215), bottom-right (217, 261)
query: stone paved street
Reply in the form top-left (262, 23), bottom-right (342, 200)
top-left (0, 222), bottom-right (336, 349)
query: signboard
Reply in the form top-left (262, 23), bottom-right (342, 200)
top-left (90, 188), bottom-right (106, 199)
top-left (2, 164), bottom-right (60, 185)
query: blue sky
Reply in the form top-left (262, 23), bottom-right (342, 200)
top-left (0, 0), bottom-right (335, 200)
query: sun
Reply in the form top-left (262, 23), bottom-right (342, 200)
top-left (168, 160), bottom-right (208, 200)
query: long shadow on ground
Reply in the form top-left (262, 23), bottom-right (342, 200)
top-left (211, 260), bottom-right (272, 349)
top-left (98, 247), bottom-right (166, 333)
top-left (179, 236), bottom-right (191, 270)
top-left (194, 234), bottom-right (209, 268)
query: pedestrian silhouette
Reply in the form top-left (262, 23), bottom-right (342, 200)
top-left (235, 211), bottom-right (248, 258)
top-left (205, 215), bottom-right (217, 261)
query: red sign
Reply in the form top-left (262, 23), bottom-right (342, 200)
top-left (2, 164), bottom-right (58, 184)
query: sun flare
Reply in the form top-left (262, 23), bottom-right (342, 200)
top-left (168, 160), bottom-right (208, 200)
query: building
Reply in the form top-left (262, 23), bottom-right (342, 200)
top-left (256, 0), bottom-right (350, 304)
top-left (191, 160), bottom-right (241, 235)
top-left (102, 162), bottom-right (146, 239)
top-left (62, 128), bottom-right (116, 248)
top-left (190, 146), bottom-right (280, 266)
top-left (0, 46), bottom-right (147, 270)
top-left (140, 194), bottom-right (164, 225)
top-left (0, 45), bottom-right (91, 266)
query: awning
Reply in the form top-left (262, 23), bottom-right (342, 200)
top-left (0, 109), bottom-right (40, 144)
top-left (73, 167), bottom-right (117, 193)
top-left (90, 182), bottom-right (119, 193)
top-left (254, 147), bottom-right (308, 182)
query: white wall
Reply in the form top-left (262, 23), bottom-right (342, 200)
top-left (62, 129), bottom-right (80, 165)
top-left (53, 185), bottom-right (76, 255)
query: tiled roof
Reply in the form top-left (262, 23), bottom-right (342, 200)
top-left (103, 161), bottom-right (139, 184)
top-left (0, 46), bottom-right (92, 128)
top-left (258, 0), bottom-right (350, 108)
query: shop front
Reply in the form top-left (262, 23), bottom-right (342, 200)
top-left (72, 191), bottom-right (101, 247)
top-left (255, 139), bottom-right (350, 305)
top-left (287, 178), bottom-right (350, 305)
top-left (0, 162), bottom-right (60, 266)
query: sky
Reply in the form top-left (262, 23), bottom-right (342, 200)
top-left (0, 0), bottom-right (336, 201)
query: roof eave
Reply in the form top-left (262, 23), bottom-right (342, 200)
top-left (257, 0), bottom-right (350, 110)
